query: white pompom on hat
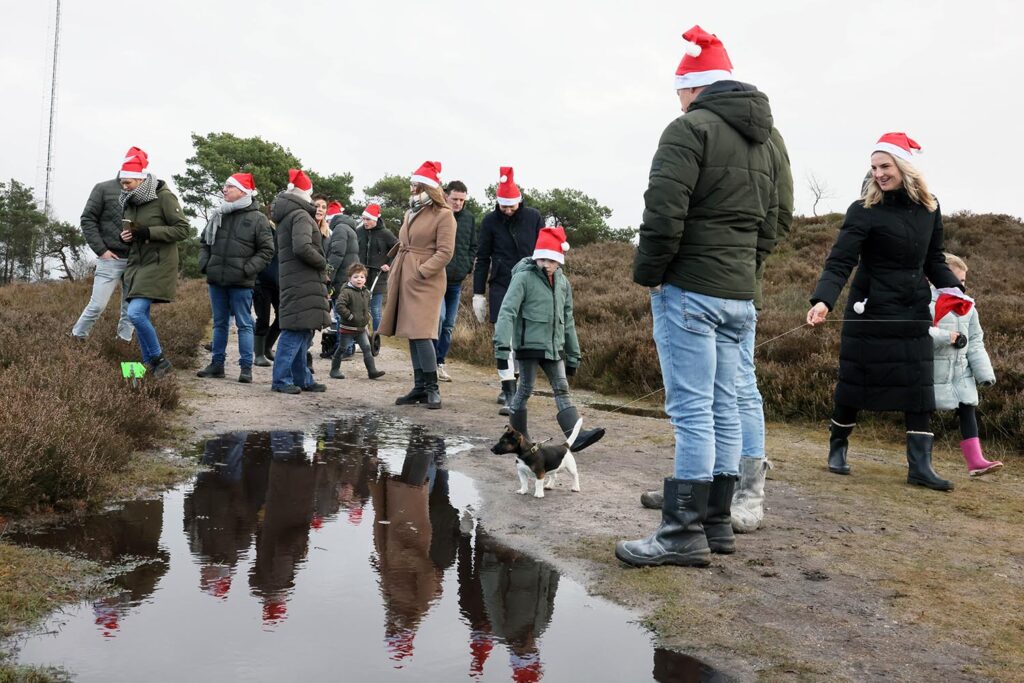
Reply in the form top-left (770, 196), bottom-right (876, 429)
top-left (496, 166), bottom-right (522, 206)
top-left (674, 25), bottom-right (733, 90)
top-left (532, 225), bottom-right (570, 264)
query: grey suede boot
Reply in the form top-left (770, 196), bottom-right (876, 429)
top-left (253, 335), bottom-right (272, 367)
top-left (731, 457), bottom-right (772, 533)
top-left (555, 406), bottom-right (605, 452)
top-left (615, 478), bottom-right (711, 568)
top-left (704, 474), bottom-right (737, 554)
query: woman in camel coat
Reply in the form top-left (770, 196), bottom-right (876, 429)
top-left (379, 161), bottom-right (456, 409)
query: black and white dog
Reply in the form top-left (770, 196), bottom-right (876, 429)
top-left (489, 419), bottom-right (582, 498)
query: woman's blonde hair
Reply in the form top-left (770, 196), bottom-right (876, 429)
top-left (413, 182), bottom-right (448, 208)
top-left (861, 153), bottom-right (937, 212)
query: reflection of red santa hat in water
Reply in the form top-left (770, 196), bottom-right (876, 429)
top-left (199, 564), bottom-right (233, 599)
top-left (674, 25), bottom-right (733, 90)
top-left (469, 630), bottom-right (494, 678)
top-left (347, 505), bottom-right (364, 526)
top-left (510, 651), bottom-right (542, 683)
top-left (933, 288), bottom-right (974, 325)
top-left (262, 597), bottom-right (288, 625)
top-left (385, 628), bottom-right (416, 665)
top-left (93, 601), bottom-right (121, 637)
top-left (311, 514), bottom-right (324, 530)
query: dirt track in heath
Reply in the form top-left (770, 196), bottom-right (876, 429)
top-left (177, 337), bottom-right (1024, 682)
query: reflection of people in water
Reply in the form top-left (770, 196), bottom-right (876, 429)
top-left (458, 525), bottom-right (496, 678)
top-left (184, 431), bottom-right (270, 599)
top-left (249, 430), bottom-right (316, 626)
top-left (369, 424), bottom-right (450, 665)
top-left (311, 417), bottom-right (378, 528)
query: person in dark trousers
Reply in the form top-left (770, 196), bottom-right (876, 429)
top-left (70, 156), bottom-right (134, 342)
top-left (435, 180), bottom-right (477, 382)
top-left (806, 132), bottom-right (964, 491)
top-left (329, 263), bottom-right (385, 381)
top-left (355, 203), bottom-right (397, 332)
top-left (252, 216), bottom-right (280, 367)
top-left (269, 169), bottom-right (331, 394)
top-left (616, 27), bottom-right (788, 568)
top-left (471, 167), bottom-right (544, 415)
top-left (196, 173), bottom-right (274, 383)
top-left (325, 200), bottom-right (361, 358)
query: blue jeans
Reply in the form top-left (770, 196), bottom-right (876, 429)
top-left (650, 285), bottom-right (755, 481)
top-left (272, 330), bottom-right (314, 389)
top-left (369, 293), bottom-right (384, 332)
top-left (127, 298), bottom-right (162, 364)
top-left (737, 314), bottom-right (765, 459)
top-left (209, 285), bottom-right (254, 368)
top-left (72, 257), bottom-right (134, 341)
top-left (434, 282), bottom-right (462, 364)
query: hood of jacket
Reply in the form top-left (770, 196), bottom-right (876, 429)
top-left (271, 191), bottom-right (315, 224)
top-left (689, 80), bottom-right (773, 144)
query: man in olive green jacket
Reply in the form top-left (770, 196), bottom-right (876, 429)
top-left (618, 26), bottom-right (790, 569)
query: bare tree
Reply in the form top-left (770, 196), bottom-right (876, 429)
top-left (806, 173), bottom-right (835, 217)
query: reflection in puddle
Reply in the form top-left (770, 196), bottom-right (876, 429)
top-left (9, 413), bottom-right (728, 682)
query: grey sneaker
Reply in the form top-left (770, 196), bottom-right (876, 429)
top-left (437, 364), bottom-right (452, 382)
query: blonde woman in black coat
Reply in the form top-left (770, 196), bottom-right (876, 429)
top-left (807, 133), bottom-right (963, 491)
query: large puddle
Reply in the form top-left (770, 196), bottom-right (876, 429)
top-left (8, 414), bottom-right (728, 682)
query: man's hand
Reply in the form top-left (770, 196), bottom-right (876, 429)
top-left (473, 294), bottom-right (487, 323)
top-left (120, 230), bottom-right (134, 242)
top-left (381, 264), bottom-right (390, 272)
top-left (99, 250), bottom-right (120, 260)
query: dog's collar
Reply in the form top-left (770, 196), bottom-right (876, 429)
top-left (527, 438), bottom-right (552, 455)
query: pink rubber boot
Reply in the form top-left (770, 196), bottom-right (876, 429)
top-left (961, 437), bottom-right (1003, 477)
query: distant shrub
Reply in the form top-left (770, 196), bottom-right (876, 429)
top-left (0, 278), bottom-right (209, 511)
top-left (449, 214), bottom-right (1024, 451)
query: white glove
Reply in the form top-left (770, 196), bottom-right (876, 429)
top-left (473, 294), bottom-right (487, 323)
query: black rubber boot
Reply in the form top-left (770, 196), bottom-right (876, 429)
top-left (498, 379), bottom-right (517, 416)
top-left (509, 408), bottom-right (529, 442)
top-left (253, 335), bottom-right (272, 367)
top-left (238, 366), bottom-right (253, 384)
top-left (828, 421), bottom-right (854, 474)
top-left (196, 362), bottom-right (225, 378)
top-left (423, 371), bottom-right (441, 410)
top-left (704, 474), bottom-right (737, 554)
top-left (365, 355), bottom-right (385, 380)
top-left (556, 406), bottom-right (605, 452)
top-left (906, 432), bottom-right (953, 491)
top-left (395, 369), bottom-right (427, 405)
top-left (329, 353), bottom-right (345, 379)
top-left (615, 478), bottom-right (712, 568)
top-left (640, 489), bottom-right (663, 510)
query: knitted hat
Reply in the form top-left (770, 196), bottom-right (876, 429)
top-left (496, 166), bottom-right (522, 206)
top-left (873, 132), bottom-right (923, 164)
top-left (533, 225), bottom-right (570, 264)
top-left (119, 146), bottom-right (149, 179)
top-left (287, 168), bottom-right (313, 201)
top-left (362, 204), bottom-right (381, 221)
top-left (225, 172), bottom-right (257, 196)
top-left (674, 25), bottom-right (733, 90)
top-left (326, 201), bottom-right (343, 217)
top-left (411, 160), bottom-right (442, 188)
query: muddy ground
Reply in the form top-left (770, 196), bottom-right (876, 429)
top-left (175, 339), bottom-right (1023, 682)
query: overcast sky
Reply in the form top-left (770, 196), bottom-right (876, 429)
top-left (2, 0), bottom-right (1022, 232)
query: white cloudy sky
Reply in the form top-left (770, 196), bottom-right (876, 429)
top-left (2, 0), bottom-right (1022, 230)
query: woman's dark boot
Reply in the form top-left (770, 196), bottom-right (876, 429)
top-left (365, 355), bottom-right (385, 380)
top-left (498, 379), bottom-right (517, 416)
top-left (704, 474), bottom-right (737, 554)
top-left (509, 408), bottom-right (529, 442)
top-left (253, 335), bottom-right (272, 367)
top-left (615, 478), bottom-right (711, 568)
top-left (828, 420), bottom-right (855, 474)
top-left (906, 432), bottom-right (953, 491)
top-left (329, 352), bottom-right (345, 379)
top-left (395, 369), bottom-right (427, 405)
top-left (423, 371), bottom-right (441, 410)
top-left (556, 406), bottom-right (605, 452)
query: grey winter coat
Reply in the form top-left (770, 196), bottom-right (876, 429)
top-left (80, 178), bottom-right (129, 258)
top-left (326, 214), bottom-right (360, 293)
top-left (271, 191), bottom-right (331, 331)
top-left (445, 209), bottom-right (478, 283)
top-left (929, 288), bottom-right (996, 409)
top-left (198, 203), bottom-right (274, 288)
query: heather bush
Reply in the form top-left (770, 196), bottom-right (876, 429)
top-left (0, 278), bottom-right (209, 511)
top-left (447, 213), bottom-right (1024, 451)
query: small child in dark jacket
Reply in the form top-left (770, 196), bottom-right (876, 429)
top-left (330, 263), bottom-right (385, 380)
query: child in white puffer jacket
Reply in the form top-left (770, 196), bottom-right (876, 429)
top-left (928, 253), bottom-right (1001, 476)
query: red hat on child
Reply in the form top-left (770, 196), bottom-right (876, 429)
top-left (496, 166), bottom-right (522, 206)
top-left (674, 26), bottom-right (733, 90)
top-left (119, 146), bottom-right (150, 179)
top-left (326, 201), bottom-right (343, 216)
top-left (411, 161), bottom-right (442, 188)
top-left (226, 172), bottom-right (257, 195)
top-left (533, 224), bottom-right (570, 264)
top-left (873, 132), bottom-right (923, 164)
top-left (362, 204), bottom-right (381, 221)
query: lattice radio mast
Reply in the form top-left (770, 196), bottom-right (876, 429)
top-left (43, 0), bottom-right (62, 216)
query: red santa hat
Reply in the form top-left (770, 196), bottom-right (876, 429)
top-left (674, 25), bottom-right (734, 90)
top-left (287, 168), bottom-right (313, 200)
top-left (262, 598), bottom-right (288, 624)
top-left (225, 172), bottom-right (257, 196)
top-left (933, 288), bottom-right (974, 325)
top-left (873, 132), bottom-right (923, 164)
top-left (119, 146), bottom-right (150, 179)
top-left (496, 166), bottom-right (522, 206)
top-left (326, 201), bottom-right (343, 217)
top-left (411, 160), bottom-right (442, 188)
top-left (362, 203), bottom-right (381, 221)
top-left (532, 224), bottom-right (570, 264)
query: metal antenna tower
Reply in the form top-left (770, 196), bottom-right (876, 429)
top-left (43, 0), bottom-right (62, 217)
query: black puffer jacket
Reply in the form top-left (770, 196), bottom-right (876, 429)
top-left (198, 202), bottom-right (275, 288)
top-left (810, 190), bottom-right (962, 412)
top-left (445, 209), bottom-right (477, 283)
top-left (326, 214), bottom-right (360, 293)
top-left (80, 178), bottom-right (128, 258)
top-left (271, 191), bottom-right (331, 331)
top-left (472, 205), bottom-right (544, 323)
top-left (355, 223), bottom-right (398, 297)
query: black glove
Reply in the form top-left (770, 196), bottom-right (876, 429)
top-left (952, 333), bottom-right (968, 349)
top-left (133, 225), bottom-right (151, 242)
top-left (495, 356), bottom-right (509, 370)
top-left (565, 364), bottom-right (577, 377)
